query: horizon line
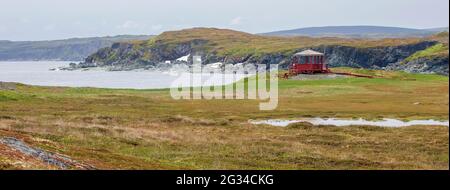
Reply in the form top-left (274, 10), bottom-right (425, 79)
top-left (1, 25), bottom-right (448, 42)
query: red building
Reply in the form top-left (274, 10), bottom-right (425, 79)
top-left (289, 50), bottom-right (330, 75)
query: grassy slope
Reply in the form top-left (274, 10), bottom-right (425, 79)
top-left (0, 35), bottom-right (154, 61)
top-left (138, 28), bottom-right (427, 58)
top-left (402, 31), bottom-right (450, 63)
top-left (404, 43), bottom-right (449, 63)
top-left (0, 69), bottom-right (448, 169)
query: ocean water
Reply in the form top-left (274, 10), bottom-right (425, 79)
top-left (0, 61), bottom-right (247, 89)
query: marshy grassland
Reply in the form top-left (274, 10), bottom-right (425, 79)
top-left (0, 68), bottom-right (448, 169)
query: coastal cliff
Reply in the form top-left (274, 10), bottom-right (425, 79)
top-left (80, 28), bottom-right (449, 75)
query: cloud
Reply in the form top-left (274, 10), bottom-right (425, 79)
top-left (116, 20), bottom-right (146, 29)
top-left (115, 21), bottom-right (164, 33)
top-left (43, 24), bottom-right (56, 31)
top-left (19, 18), bottom-right (30, 23)
top-left (229, 17), bottom-right (243, 26)
top-left (151, 25), bottom-right (163, 31)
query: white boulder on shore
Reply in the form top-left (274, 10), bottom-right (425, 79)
top-left (176, 54), bottom-right (190, 62)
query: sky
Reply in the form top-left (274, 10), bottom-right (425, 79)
top-left (0, 0), bottom-right (449, 41)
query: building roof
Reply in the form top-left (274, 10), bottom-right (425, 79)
top-left (294, 50), bottom-right (324, 56)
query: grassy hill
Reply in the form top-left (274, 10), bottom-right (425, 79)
top-left (407, 32), bottom-right (450, 61)
top-left (394, 32), bottom-right (449, 73)
top-left (85, 27), bottom-right (436, 71)
top-left (261, 25), bottom-right (445, 38)
top-left (403, 43), bottom-right (448, 62)
top-left (146, 27), bottom-right (426, 57)
top-left (0, 35), bottom-right (154, 61)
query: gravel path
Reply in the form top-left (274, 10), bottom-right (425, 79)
top-left (0, 137), bottom-right (95, 170)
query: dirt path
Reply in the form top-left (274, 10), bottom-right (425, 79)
top-left (0, 137), bottom-right (95, 170)
top-left (289, 74), bottom-right (349, 80)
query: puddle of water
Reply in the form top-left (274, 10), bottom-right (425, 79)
top-left (250, 118), bottom-right (450, 127)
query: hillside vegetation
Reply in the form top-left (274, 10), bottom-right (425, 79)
top-left (407, 32), bottom-right (450, 61)
top-left (0, 35), bottom-right (153, 61)
top-left (261, 25), bottom-right (444, 38)
top-left (145, 28), bottom-right (426, 57)
top-left (84, 28), bottom-right (446, 74)
top-left (382, 32), bottom-right (449, 75)
top-left (404, 43), bottom-right (449, 62)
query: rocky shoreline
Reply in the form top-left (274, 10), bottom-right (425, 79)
top-left (66, 28), bottom-right (449, 76)
top-left (66, 41), bottom-right (448, 76)
top-left (386, 56), bottom-right (449, 76)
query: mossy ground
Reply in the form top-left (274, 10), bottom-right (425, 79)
top-left (403, 43), bottom-right (449, 63)
top-left (0, 68), bottom-right (448, 169)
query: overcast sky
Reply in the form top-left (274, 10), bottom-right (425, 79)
top-left (1, 0), bottom-right (449, 41)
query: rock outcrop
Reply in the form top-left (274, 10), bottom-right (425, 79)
top-left (386, 56), bottom-right (449, 76)
top-left (82, 40), bottom-right (447, 73)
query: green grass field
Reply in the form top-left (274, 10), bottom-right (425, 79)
top-left (0, 68), bottom-right (448, 169)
